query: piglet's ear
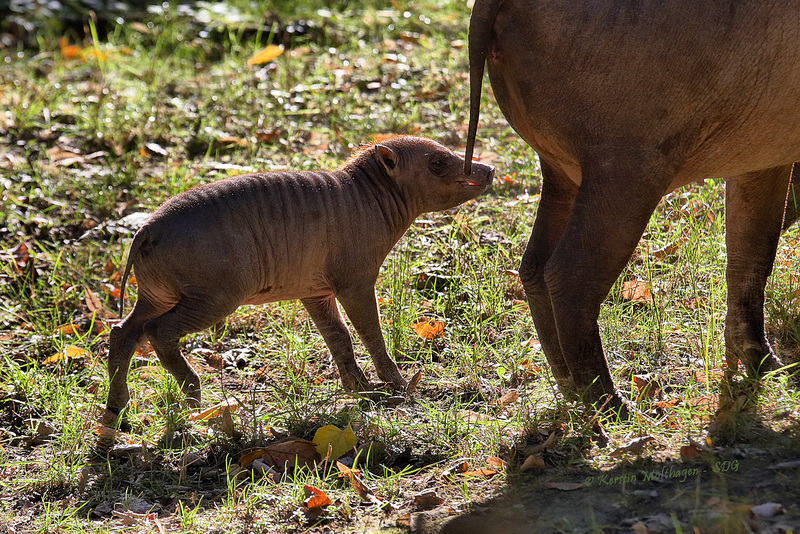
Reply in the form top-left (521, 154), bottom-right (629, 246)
top-left (376, 144), bottom-right (398, 174)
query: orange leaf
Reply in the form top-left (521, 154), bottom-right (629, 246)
top-left (247, 45), bottom-right (284, 66)
top-left (81, 48), bottom-right (107, 62)
top-left (189, 398), bottom-right (240, 421)
top-left (486, 456), bottom-right (506, 469)
top-left (102, 283), bottom-right (121, 299)
top-left (303, 484), bottom-right (332, 509)
top-left (56, 324), bottom-right (81, 335)
top-left (621, 280), bottom-right (653, 303)
top-left (239, 449), bottom-right (265, 467)
top-left (44, 345), bottom-right (89, 365)
top-left (59, 38), bottom-right (84, 59)
top-left (413, 318), bottom-right (444, 340)
top-left (463, 468), bottom-right (498, 477)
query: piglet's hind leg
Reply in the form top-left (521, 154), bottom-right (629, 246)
top-left (106, 301), bottom-right (160, 424)
top-left (143, 297), bottom-right (239, 408)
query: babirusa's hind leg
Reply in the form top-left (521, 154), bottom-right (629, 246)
top-left (105, 301), bottom-right (160, 425)
top-left (143, 297), bottom-right (239, 408)
top-left (519, 160), bottom-right (579, 396)
top-left (544, 147), bottom-right (670, 416)
top-left (725, 165), bottom-right (792, 376)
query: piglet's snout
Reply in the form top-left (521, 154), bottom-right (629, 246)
top-left (471, 161), bottom-right (494, 187)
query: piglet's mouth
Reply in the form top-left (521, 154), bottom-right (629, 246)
top-left (456, 178), bottom-right (487, 187)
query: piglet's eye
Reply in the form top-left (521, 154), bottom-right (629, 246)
top-left (428, 158), bottom-right (447, 176)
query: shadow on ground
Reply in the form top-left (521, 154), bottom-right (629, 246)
top-left (420, 408), bottom-right (800, 533)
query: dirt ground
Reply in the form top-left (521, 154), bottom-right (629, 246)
top-left (417, 422), bottom-right (800, 534)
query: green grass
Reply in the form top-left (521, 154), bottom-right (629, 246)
top-left (2, 2), bottom-right (800, 533)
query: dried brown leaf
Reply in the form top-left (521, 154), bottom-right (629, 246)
top-left (621, 279), bottom-right (653, 303)
top-left (519, 454), bottom-right (545, 472)
top-left (413, 489), bottom-right (444, 510)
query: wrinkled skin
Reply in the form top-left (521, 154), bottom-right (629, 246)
top-left (105, 136), bottom-right (493, 422)
top-left (465, 0), bottom-right (800, 415)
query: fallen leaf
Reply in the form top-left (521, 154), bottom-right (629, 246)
top-left (679, 444), bottom-right (702, 461)
top-left (633, 373), bottom-right (662, 400)
top-left (460, 410), bottom-right (492, 423)
top-left (495, 389), bottom-right (519, 407)
top-left (621, 279), bottom-right (653, 303)
top-left (413, 489), bottom-right (444, 510)
top-left (543, 481), bottom-right (584, 491)
top-left (56, 324), bottom-right (81, 335)
top-left (344, 467), bottom-right (381, 503)
top-left (240, 449), bottom-right (265, 467)
top-left (534, 431), bottom-right (558, 453)
top-left (102, 283), bottom-right (121, 299)
top-left (610, 436), bottom-right (655, 458)
top-left (313, 424), bottom-right (357, 461)
top-left (144, 142), bottom-right (168, 156)
top-left (59, 37), bottom-right (84, 59)
top-left (215, 136), bottom-right (250, 149)
top-left (261, 439), bottom-right (319, 471)
top-left (693, 370), bottom-right (723, 384)
top-left (335, 461), bottom-right (360, 477)
top-left (1, 241), bottom-right (32, 274)
top-left (85, 287), bottom-right (116, 319)
top-left (443, 460), bottom-right (469, 478)
top-left (205, 353), bottom-right (224, 370)
top-left (189, 398), bottom-right (240, 421)
top-left (463, 468), bottom-right (498, 477)
top-left (44, 345), bottom-right (89, 365)
top-left (651, 237), bottom-right (686, 260)
top-left (486, 456), bottom-right (506, 469)
top-left (519, 454), bottom-right (545, 472)
top-left (413, 318), bottom-right (445, 339)
top-left (255, 129), bottom-right (280, 142)
top-left (303, 484), bottom-right (332, 509)
top-left (220, 406), bottom-right (239, 439)
top-left (247, 44), bottom-right (284, 66)
top-left (405, 370), bottom-right (422, 394)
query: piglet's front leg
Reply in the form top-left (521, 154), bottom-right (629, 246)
top-left (301, 295), bottom-right (371, 392)
top-left (336, 285), bottom-right (407, 392)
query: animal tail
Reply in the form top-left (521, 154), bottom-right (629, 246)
top-left (118, 227), bottom-right (147, 318)
top-left (464, 0), bottom-right (503, 175)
